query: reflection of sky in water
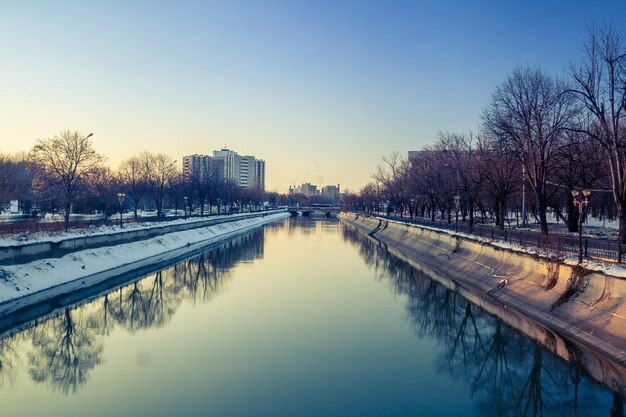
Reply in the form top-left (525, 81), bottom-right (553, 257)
top-left (0, 217), bottom-right (622, 417)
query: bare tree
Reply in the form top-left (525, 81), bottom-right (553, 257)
top-left (569, 26), bottom-right (626, 243)
top-left (29, 131), bottom-right (105, 228)
top-left (477, 134), bottom-right (520, 229)
top-left (482, 67), bottom-right (576, 234)
top-left (0, 153), bottom-right (33, 212)
top-left (118, 156), bottom-right (147, 220)
top-left (374, 152), bottom-right (410, 216)
top-left (85, 166), bottom-right (118, 216)
top-left (142, 151), bottom-right (178, 218)
top-left (435, 131), bottom-right (484, 226)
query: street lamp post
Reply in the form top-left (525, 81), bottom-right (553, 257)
top-left (183, 196), bottom-right (188, 220)
top-left (454, 195), bottom-right (460, 232)
top-left (571, 189), bottom-right (591, 264)
top-left (117, 193), bottom-right (126, 227)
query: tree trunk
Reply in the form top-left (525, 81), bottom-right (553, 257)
top-left (539, 199), bottom-right (549, 235)
top-left (494, 201), bottom-right (501, 228)
top-left (134, 201), bottom-right (139, 220)
top-left (619, 207), bottom-right (626, 244)
top-left (430, 199), bottom-right (436, 221)
top-left (64, 201), bottom-right (71, 230)
top-left (568, 198), bottom-right (579, 233)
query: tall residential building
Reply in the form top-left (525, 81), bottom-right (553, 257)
top-left (211, 148), bottom-right (265, 191)
top-left (182, 154), bottom-right (224, 181)
top-left (255, 160), bottom-right (266, 191)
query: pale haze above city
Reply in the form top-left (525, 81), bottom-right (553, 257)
top-left (1, 0), bottom-right (625, 192)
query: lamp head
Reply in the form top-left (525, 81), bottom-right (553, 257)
top-left (571, 190), bottom-right (580, 197)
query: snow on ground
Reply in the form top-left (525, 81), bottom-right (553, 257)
top-left (0, 212), bottom-right (290, 308)
top-left (379, 216), bottom-right (626, 280)
top-left (0, 211), bottom-right (282, 248)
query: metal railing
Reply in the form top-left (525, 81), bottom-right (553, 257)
top-left (0, 209), bottom-right (275, 236)
top-left (382, 214), bottom-right (623, 262)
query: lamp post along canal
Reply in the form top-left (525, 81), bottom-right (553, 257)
top-left (454, 195), bottom-right (460, 232)
top-left (183, 196), bottom-right (188, 220)
top-left (117, 193), bottom-right (126, 227)
top-left (571, 189), bottom-right (590, 264)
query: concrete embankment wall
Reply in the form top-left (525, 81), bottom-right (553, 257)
top-left (0, 212), bottom-right (291, 318)
top-left (0, 211), bottom-right (285, 265)
top-left (341, 213), bottom-right (626, 375)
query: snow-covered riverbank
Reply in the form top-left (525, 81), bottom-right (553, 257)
top-left (0, 211), bottom-right (290, 315)
top-left (0, 211), bottom-right (279, 247)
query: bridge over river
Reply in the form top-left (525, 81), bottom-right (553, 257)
top-left (288, 206), bottom-right (341, 217)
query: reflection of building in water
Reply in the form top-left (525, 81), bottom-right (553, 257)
top-left (225, 230), bottom-right (264, 263)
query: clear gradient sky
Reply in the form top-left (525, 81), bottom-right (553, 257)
top-left (1, 1), bottom-right (625, 192)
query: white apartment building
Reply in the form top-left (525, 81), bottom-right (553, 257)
top-left (182, 154), bottom-right (224, 181)
top-left (211, 148), bottom-right (266, 191)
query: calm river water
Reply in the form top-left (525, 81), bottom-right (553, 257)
top-left (0, 217), bottom-right (624, 417)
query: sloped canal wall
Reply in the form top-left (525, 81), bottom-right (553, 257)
top-left (341, 212), bottom-right (626, 389)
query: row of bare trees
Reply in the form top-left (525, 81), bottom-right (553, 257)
top-left (0, 130), bottom-right (273, 229)
top-left (346, 26), bottom-right (626, 241)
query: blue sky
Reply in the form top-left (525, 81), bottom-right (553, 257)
top-left (1, 1), bottom-right (625, 192)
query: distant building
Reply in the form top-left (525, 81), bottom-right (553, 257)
top-left (293, 183), bottom-right (318, 197)
top-left (408, 151), bottom-right (420, 161)
top-left (321, 185), bottom-right (340, 205)
top-left (291, 183), bottom-right (340, 201)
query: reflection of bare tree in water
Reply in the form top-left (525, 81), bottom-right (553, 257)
top-left (92, 294), bottom-right (118, 336)
top-left (512, 345), bottom-right (546, 417)
top-left (438, 302), bottom-right (485, 378)
top-left (111, 271), bottom-right (182, 332)
top-left (408, 282), bottom-right (458, 342)
top-left (611, 392), bottom-right (624, 417)
top-left (0, 227), bottom-right (268, 395)
top-left (144, 271), bottom-right (180, 328)
top-left (0, 336), bottom-right (16, 388)
top-left (28, 308), bottom-right (103, 394)
top-left (470, 322), bottom-right (516, 416)
top-left (343, 222), bottom-right (624, 417)
top-left (173, 252), bottom-right (226, 304)
top-left (121, 281), bottom-right (147, 332)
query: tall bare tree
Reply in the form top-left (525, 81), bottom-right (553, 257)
top-left (118, 156), bottom-right (147, 220)
top-left (482, 67), bottom-right (575, 234)
top-left (435, 131), bottom-right (484, 226)
top-left (477, 134), bottom-right (520, 229)
top-left (29, 131), bottom-right (105, 228)
top-left (374, 152), bottom-right (410, 216)
top-left (142, 151), bottom-right (178, 218)
top-left (569, 26), bottom-right (626, 243)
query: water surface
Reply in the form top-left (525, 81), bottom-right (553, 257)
top-left (0, 217), bottom-right (623, 417)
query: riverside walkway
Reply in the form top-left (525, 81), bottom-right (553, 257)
top-left (379, 214), bottom-right (622, 262)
